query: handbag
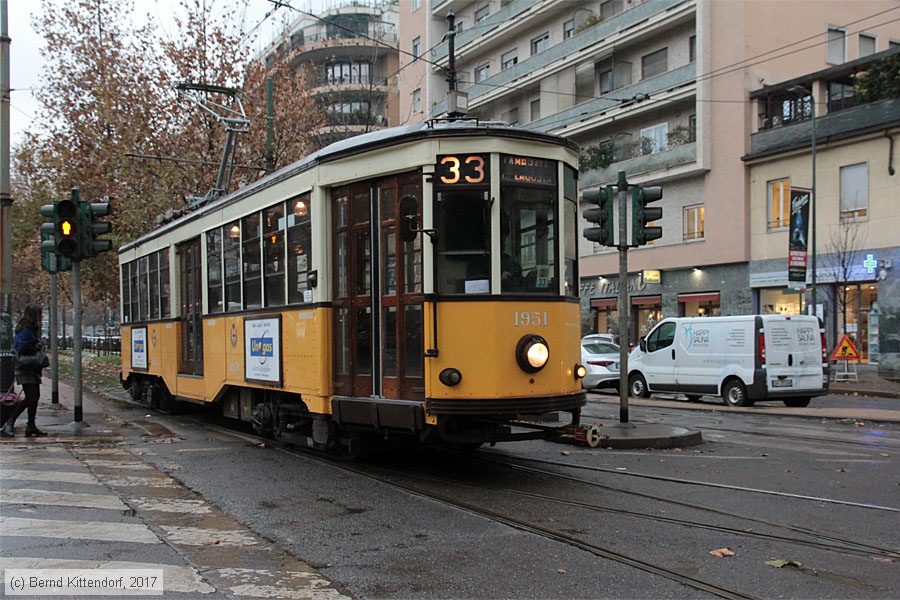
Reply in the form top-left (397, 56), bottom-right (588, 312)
top-left (14, 348), bottom-right (47, 371)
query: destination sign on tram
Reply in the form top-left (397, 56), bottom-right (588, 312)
top-left (435, 154), bottom-right (489, 186)
top-left (500, 154), bottom-right (557, 187)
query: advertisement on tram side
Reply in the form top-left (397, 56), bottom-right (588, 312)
top-left (131, 327), bottom-right (148, 370)
top-left (244, 317), bottom-right (281, 384)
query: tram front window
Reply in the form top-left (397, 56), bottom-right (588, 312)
top-left (501, 186), bottom-right (557, 294)
top-left (435, 190), bottom-right (491, 294)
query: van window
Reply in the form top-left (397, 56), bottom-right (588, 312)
top-left (647, 321), bottom-right (675, 352)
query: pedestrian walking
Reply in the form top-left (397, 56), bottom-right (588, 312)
top-left (1, 304), bottom-right (48, 437)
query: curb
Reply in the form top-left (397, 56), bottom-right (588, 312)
top-left (595, 422), bottom-right (703, 450)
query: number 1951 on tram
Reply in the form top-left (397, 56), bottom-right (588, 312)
top-left (119, 120), bottom-right (588, 453)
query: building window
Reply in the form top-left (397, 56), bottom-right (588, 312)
top-left (598, 68), bottom-right (612, 94)
top-left (506, 107), bottom-right (519, 126)
top-left (689, 35), bottom-right (696, 62)
top-left (574, 61), bottom-right (594, 104)
top-left (456, 19), bottom-right (464, 33)
top-left (411, 36), bottom-right (420, 61)
top-left (827, 27), bottom-right (846, 64)
top-left (564, 19), bottom-right (575, 39)
top-left (688, 114), bottom-right (697, 141)
top-left (531, 32), bottom-right (550, 56)
top-left (501, 49), bottom-right (518, 70)
top-left (767, 178), bottom-right (791, 230)
top-left (411, 88), bottom-right (421, 113)
top-left (475, 63), bottom-right (490, 83)
top-left (640, 123), bottom-right (668, 155)
top-left (828, 81), bottom-right (857, 113)
top-left (641, 48), bottom-right (667, 79)
top-left (859, 33), bottom-right (876, 56)
top-left (530, 98), bottom-right (540, 121)
top-left (600, 0), bottom-right (623, 19)
top-left (412, 0), bottom-right (420, 11)
top-left (474, 4), bottom-right (490, 23)
top-left (683, 204), bottom-right (705, 241)
top-left (840, 163), bottom-right (868, 221)
top-left (891, 40), bottom-right (900, 50)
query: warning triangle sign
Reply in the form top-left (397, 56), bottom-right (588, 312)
top-left (830, 334), bottom-right (861, 361)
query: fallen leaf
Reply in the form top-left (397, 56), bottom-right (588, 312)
top-left (871, 557), bottom-right (894, 563)
top-left (880, 453), bottom-right (890, 458)
top-left (854, 421), bottom-right (865, 426)
top-left (557, 568), bottom-right (568, 574)
top-left (709, 548), bottom-right (735, 558)
top-left (560, 451), bottom-right (571, 456)
top-left (255, 442), bottom-right (268, 448)
top-left (673, 448), bottom-right (683, 453)
top-left (836, 468), bottom-right (846, 473)
top-left (765, 559), bottom-right (802, 569)
top-left (760, 453), bottom-right (768, 457)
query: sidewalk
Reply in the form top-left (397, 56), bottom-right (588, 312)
top-left (829, 377), bottom-right (900, 399)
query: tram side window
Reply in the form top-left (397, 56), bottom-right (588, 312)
top-left (264, 203), bottom-right (286, 307)
top-left (207, 229), bottom-right (224, 314)
top-left (129, 259), bottom-right (139, 322)
top-left (242, 213), bottom-right (262, 309)
top-left (501, 185), bottom-right (557, 294)
top-left (138, 256), bottom-right (150, 320)
top-left (121, 263), bottom-right (131, 323)
top-left (435, 190), bottom-right (491, 294)
top-left (401, 180), bottom-right (422, 294)
top-left (149, 252), bottom-right (160, 320)
top-left (159, 248), bottom-right (170, 318)
top-left (287, 195), bottom-right (312, 304)
top-left (224, 221), bottom-right (241, 311)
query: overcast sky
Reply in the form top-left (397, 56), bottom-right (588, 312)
top-left (8, 0), bottom-right (328, 147)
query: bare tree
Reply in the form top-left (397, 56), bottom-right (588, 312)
top-left (823, 220), bottom-right (868, 338)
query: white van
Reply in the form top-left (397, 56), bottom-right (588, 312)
top-left (627, 315), bottom-right (827, 407)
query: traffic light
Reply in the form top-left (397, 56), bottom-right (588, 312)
top-left (55, 195), bottom-right (81, 259)
top-left (582, 186), bottom-right (616, 247)
top-left (631, 185), bottom-right (663, 246)
top-left (81, 202), bottom-right (113, 257)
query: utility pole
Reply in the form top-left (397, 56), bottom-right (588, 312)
top-left (49, 271), bottom-right (58, 404)
top-left (0, 0), bottom-right (13, 391)
top-left (265, 77), bottom-right (274, 175)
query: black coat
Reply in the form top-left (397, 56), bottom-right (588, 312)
top-left (14, 327), bottom-right (43, 385)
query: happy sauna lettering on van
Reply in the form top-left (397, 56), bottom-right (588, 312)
top-left (725, 328), bottom-right (748, 348)
top-left (768, 325), bottom-right (792, 348)
top-left (681, 323), bottom-right (711, 348)
top-left (796, 326), bottom-right (817, 345)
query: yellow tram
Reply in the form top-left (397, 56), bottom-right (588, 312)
top-left (119, 121), bottom-right (587, 451)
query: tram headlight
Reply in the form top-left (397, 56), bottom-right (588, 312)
top-left (439, 368), bottom-right (463, 386)
top-left (516, 334), bottom-right (550, 373)
top-left (574, 364), bottom-right (587, 379)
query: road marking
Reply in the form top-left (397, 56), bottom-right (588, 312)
top-left (814, 458), bottom-right (888, 463)
top-left (175, 446), bottom-right (234, 453)
top-left (0, 557), bottom-right (214, 594)
top-left (218, 568), bottom-right (349, 599)
top-left (0, 516), bottom-right (161, 543)
top-left (719, 438), bottom-right (872, 457)
top-left (0, 488), bottom-right (127, 510)
top-left (129, 497), bottom-right (212, 514)
top-left (161, 525), bottom-right (259, 547)
top-left (0, 456), bottom-right (81, 466)
top-left (83, 459), bottom-right (154, 469)
top-left (103, 476), bottom-right (179, 488)
top-left (2, 469), bottom-right (100, 485)
top-left (588, 451), bottom-right (767, 460)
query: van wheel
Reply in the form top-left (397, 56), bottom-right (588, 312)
top-left (783, 397), bottom-right (811, 408)
top-left (629, 373), bottom-right (650, 398)
top-left (722, 380), bottom-right (753, 407)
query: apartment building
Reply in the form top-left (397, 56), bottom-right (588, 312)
top-left (399, 0), bottom-right (900, 344)
top-left (257, 0), bottom-right (400, 148)
top-left (744, 48), bottom-right (900, 375)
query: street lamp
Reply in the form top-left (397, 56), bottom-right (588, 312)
top-left (789, 85), bottom-right (817, 317)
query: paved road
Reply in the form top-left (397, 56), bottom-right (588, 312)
top-left (3, 382), bottom-right (898, 599)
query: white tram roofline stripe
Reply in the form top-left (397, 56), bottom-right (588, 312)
top-left (0, 516), bottom-right (161, 544)
top-left (2, 469), bottom-right (100, 485)
top-left (0, 488), bottom-right (127, 510)
top-left (0, 558), bottom-right (214, 594)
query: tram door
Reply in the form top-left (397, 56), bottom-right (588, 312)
top-left (332, 174), bottom-right (424, 400)
top-left (178, 238), bottom-right (203, 375)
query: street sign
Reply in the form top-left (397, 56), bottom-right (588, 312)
top-left (830, 334), bottom-right (861, 361)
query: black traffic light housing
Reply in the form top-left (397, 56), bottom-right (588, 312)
top-left (631, 185), bottom-right (663, 246)
top-left (582, 186), bottom-right (616, 247)
top-left (55, 194), bottom-right (81, 259)
top-left (81, 202), bottom-right (113, 258)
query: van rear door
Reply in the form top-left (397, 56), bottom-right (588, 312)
top-left (763, 316), bottom-right (823, 393)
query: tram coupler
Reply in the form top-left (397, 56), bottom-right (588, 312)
top-left (550, 423), bottom-right (604, 448)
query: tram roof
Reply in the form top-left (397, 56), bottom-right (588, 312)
top-left (119, 120), bottom-right (579, 254)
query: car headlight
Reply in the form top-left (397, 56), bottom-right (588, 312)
top-left (516, 334), bottom-right (549, 373)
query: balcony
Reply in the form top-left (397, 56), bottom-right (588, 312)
top-left (746, 98), bottom-right (900, 159)
top-left (286, 26), bottom-right (397, 63)
top-left (309, 77), bottom-right (391, 96)
top-left (580, 142), bottom-right (696, 188)
top-left (429, 0), bottom-right (688, 115)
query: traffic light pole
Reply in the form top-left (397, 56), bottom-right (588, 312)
top-left (69, 259), bottom-right (87, 431)
top-left (616, 171), bottom-right (630, 425)
top-left (49, 271), bottom-right (58, 404)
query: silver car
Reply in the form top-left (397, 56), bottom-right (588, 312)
top-left (580, 338), bottom-right (621, 390)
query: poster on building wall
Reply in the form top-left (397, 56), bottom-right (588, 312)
top-left (788, 187), bottom-right (811, 289)
top-left (131, 327), bottom-right (148, 370)
top-left (244, 316), bottom-right (281, 384)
